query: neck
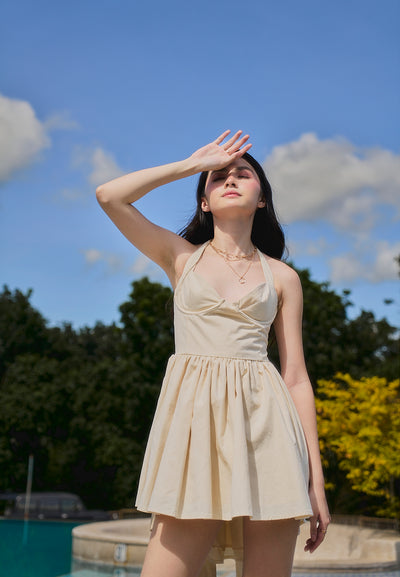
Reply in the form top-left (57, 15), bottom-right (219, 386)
top-left (211, 218), bottom-right (254, 255)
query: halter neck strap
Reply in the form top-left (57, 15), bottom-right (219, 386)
top-left (174, 241), bottom-right (211, 292)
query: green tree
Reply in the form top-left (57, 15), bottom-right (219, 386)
top-left (0, 354), bottom-right (72, 492)
top-left (0, 286), bottom-right (49, 381)
top-left (316, 373), bottom-right (400, 518)
top-left (119, 277), bottom-right (174, 384)
top-left (344, 311), bottom-right (399, 381)
top-left (0, 279), bottom-right (174, 509)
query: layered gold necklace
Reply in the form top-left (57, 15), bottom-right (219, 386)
top-left (210, 241), bottom-right (257, 284)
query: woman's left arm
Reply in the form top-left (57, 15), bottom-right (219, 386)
top-left (271, 261), bottom-right (331, 553)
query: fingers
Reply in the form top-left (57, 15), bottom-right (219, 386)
top-left (222, 130), bottom-right (248, 151)
top-left (214, 130), bottom-right (251, 156)
top-left (304, 517), bottom-right (330, 554)
top-left (214, 130), bottom-right (231, 145)
top-left (229, 134), bottom-right (250, 153)
top-left (221, 130), bottom-right (243, 149)
top-left (233, 141), bottom-right (252, 157)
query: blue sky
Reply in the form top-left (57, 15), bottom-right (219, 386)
top-left (1, 0), bottom-right (399, 329)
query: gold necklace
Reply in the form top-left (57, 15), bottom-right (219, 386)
top-left (210, 242), bottom-right (256, 261)
top-left (210, 242), bottom-right (256, 284)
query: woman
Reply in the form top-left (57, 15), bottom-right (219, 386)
top-left (96, 130), bottom-right (331, 577)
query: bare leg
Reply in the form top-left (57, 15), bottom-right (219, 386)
top-left (140, 515), bottom-right (223, 577)
top-left (242, 517), bottom-right (300, 577)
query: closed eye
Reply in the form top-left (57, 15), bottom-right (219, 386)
top-left (239, 169), bottom-right (252, 177)
top-left (211, 168), bottom-right (253, 181)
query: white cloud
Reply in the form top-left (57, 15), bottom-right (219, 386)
top-left (71, 145), bottom-right (125, 192)
top-left (82, 249), bottom-right (103, 264)
top-left (130, 254), bottom-right (164, 281)
top-left (82, 248), bottom-right (124, 273)
top-left (330, 240), bottom-right (400, 283)
top-left (264, 133), bottom-right (400, 231)
top-left (81, 249), bottom-right (164, 281)
top-left (0, 94), bottom-right (79, 185)
top-left (330, 256), bottom-right (365, 283)
top-left (88, 148), bottom-right (125, 187)
top-left (0, 93), bottom-right (50, 182)
top-left (288, 237), bottom-right (331, 258)
top-left (44, 111), bottom-right (80, 131)
top-left (371, 241), bottom-right (400, 282)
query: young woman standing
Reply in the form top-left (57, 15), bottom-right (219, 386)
top-left (96, 130), bottom-right (331, 577)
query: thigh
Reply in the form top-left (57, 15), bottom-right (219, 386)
top-left (141, 514), bottom-right (223, 577)
top-left (242, 517), bottom-right (300, 577)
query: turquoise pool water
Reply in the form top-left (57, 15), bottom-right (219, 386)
top-left (0, 518), bottom-right (82, 577)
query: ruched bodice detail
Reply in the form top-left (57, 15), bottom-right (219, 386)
top-left (135, 241), bottom-right (313, 575)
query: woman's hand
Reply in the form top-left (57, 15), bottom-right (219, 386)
top-left (189, 130), bottom-right (252, 172)
top-left (304, 484), bottom-right (331, 553)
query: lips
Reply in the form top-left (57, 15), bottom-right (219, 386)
top-left (222, 190), bottom-right (241, 197)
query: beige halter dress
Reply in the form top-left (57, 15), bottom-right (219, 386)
top-left (135, 241), bottom-right (313, 571)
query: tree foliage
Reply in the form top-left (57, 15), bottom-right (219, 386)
top-left (316, 373), bottom-right (400, 518)
top-left (0, 286), bottom-right (50, 380)
top-left (0, 280), bottom-right (173, 509)
top-left (119, 277), bottom-right (174, 383)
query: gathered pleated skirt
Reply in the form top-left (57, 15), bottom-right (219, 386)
top-left (135, 353), bottom-right (312, 522)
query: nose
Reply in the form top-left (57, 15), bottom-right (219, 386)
top-left (225, 173), bottom-right (237, 187)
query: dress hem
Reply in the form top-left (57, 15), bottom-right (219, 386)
top-left (135, 505), bottom-right (312, 523)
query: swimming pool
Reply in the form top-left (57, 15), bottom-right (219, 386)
top-left (0, 518), bottom-right (81, 577)
top-left (1, 519), bottom-right (399, 577)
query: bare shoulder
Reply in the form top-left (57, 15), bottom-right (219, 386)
top-left (263, 256), bottom-right (302, 296)
top-left (265, 257), bottom-right (300, 281)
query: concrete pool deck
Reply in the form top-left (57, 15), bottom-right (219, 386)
top-left (72, 518), bottom-right (400, 574)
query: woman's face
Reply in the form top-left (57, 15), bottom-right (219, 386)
top-left (201, 158), bottom-right (265, 216)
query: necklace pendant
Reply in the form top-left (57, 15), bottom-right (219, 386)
top-left (239, 277), bottom-right (246, 284)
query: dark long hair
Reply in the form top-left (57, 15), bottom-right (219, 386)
top-left (179, 152), bottom-right (286, 259)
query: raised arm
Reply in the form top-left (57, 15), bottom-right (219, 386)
top-left (95, 130), bottom-right (252, 286)
top-left (271, 261), bottom-right (331, 553)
